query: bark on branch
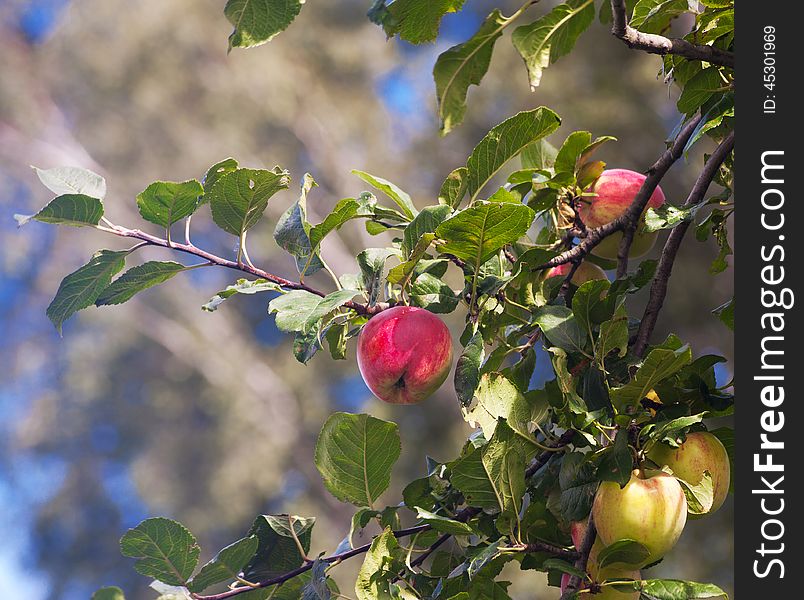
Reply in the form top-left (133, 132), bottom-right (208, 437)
top-left (610, 0), bottom-right (734, 69)
top-left (633, 130), bottom-right (735, 357)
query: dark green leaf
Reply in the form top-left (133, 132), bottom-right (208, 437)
top-left (202, 278), bottom-right (283, 312)
top-left (352, 170), bottom-right (417, 219)
top-left (415, 508), bottom-right (475, 536)
top-left (533, 305), bottom-right (587, 354)
top-left (187, 536), bottom-right (259, 593)
top-left (403, 205), bottom-right (452, 257)
top-left (203, 158), bottom-right (239, 194)
top-left (47, 249), bottom-right (130, 334)
top-left (433, 10), bottom-right (507, 136)
top-left (384, 0), bottom-right (466, 44)
top-left (511, 0), bottom-right (595, 90)
top-left (15, 194), bottom-right (104, 228)
top-left (314, 412), bottom-right (401, 507)
top-left (677, 66), bottom-right (724, 116)
top-left (209, 167), bottom-right (291, 236)
top-left (439, 167), bottom-right (470, 209)
top-left (597, 429), bottom-right (633, 487)
top-left (119, 517), bottom-right (199, 587)
top-left (225, 0), bottom-right (305, 50)
top-left (136, 180), bottom-right (204, 229)
top-left (454, 331), bottom-right (485, 406)
top-left (242, 515), bottom-right (315, 581)
top-left (268, 289), bottom-right (358, 333)
top-left (610, 345), bottom-right (692, 412)
top-left (436, 202), bottom-right (535, 266)
top-left (410, 273), bottom-right (459, 313)
top-left (596, 539), bottom-right (651, 569)
top-left (465, 108), bottom-right (562, 200)
top-left (96, 261), bottom-right (188, 306)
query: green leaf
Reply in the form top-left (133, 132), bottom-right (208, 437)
top-left (547, 347), bottom-right (587, 414)
top-left (187, 536), bottom-right (259, 593)
top-left (712, 298), bottom-right (733, 330)
top-left (410, 273), bottom-right (459, 313)
top-left (554, 131), bottom-right (593, 176)
top-left (610, 345), bottom-right (692, 412)
top-left (309, 197), bottom-right (365, 249)
top-left (273, 174), bottom-right (324, 275)
top-left (463, 372), bottom-right (548, 445)
top-left (571, 279), bottom-right (612, 335)
top-left (351, 170), bottom-right (417, 220)
top-left (677, 472), bottom-right (715, 515)
top-left (302, 559), bottom-right (332, 600)
top-left (596, 307), bottom-right (630, 362)
top-left (644, 204), bottom-right (694, 233)
top-left (595, 539), bottom-right (651, 569)
top-left (403, 205), bottom-right (452, 258)
top-left (242, 515), bottom-right (315, 581)
top-left (558, 453), bottom-right (598, 522)
top-left (120, 518), bottom-right (199, 587)
top-left (224, 0), bottom-right (305, 50)
top-left (33, 165), bottom-right (106, 198)
top-left (15, 194), bottom-right (104, 228)
top-left (415, 508), bottom-right (475, 536)
top-left (96, 261), bottom-right (188, 306)
top-left (314, 412), bottom-right (401, 507)
top-left (47, 249), bottom-right (130, 334)
top-left (136, 180), bottom-right (204, 230)
top-left (597, 429), bottom-right (633, 487)
top-left (387, 233), bottom-right (435, 286)
top-left (436, 202), bottom-right (535, 266)
top-left (532, 305), bottom-right (587, 354)
top-left (454, 331), bottom-right (485, 406)
top-left (209, 167), bottom-right (291, 237)
top-left (630, 0), bottom-right (690, 34)
top-left (384, 0), bottom-right (466, 44)
top-left (677, 66), bottom-right (724, 116)
top-left (511, 0), bottom-right (595, 90)
top-left (268, 289), bottom-right (358, 333)
top-left (439, 167), bottom-right (470, 208)
top-left (355, 528), bottom-right (402, 600)
top-left (450, 445), bottom-right (498, 509)
top-left (638, 579), bottom-right (728, 600)
top-left (521, 138), bottom-right (558, 170)
top-left (203, 158), bottom-right (239, 194)
top-left (433, 10), bottom-right (507, 136)
top-left (465, 108), bottom-right (562, 200)
top-left (481, 421), bottom-right (527, 538)
top-left (357, 248), bottom-right (395, 305)
top-left (202, 278), bottom-right (284, 312)
top-left (91, 588), bottom-right (125, 600)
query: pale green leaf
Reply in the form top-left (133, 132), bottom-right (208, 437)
top-left (119, 518), bottom-right (199, 587)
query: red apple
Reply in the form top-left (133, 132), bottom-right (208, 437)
top-left (545, 261), bottom-right (608, 286)
top-left (592, 469), bottom-right (687, 566)
top-left (647, 431), bottom-right (731, 515)
top-left (579, 169), bottom-right (666, 260)
top-left (356, 306), bottom-right (453, 404)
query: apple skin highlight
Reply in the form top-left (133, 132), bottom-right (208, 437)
top-left (357, 306), bottom-right (453, 404)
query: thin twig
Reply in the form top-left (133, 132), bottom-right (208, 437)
top-left (93, 222), bottom-right (387, 316)
top-left (633, 131), bottom-right (734, 357)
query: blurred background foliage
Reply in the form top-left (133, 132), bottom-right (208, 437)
top-left (0, 0), bottom-right (733, 598)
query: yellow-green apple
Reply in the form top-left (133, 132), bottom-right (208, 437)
top-left (648, 432), bottom-right (731, 515)
top-left (579, 169), bottom-right (666, 260)
top-left (592, 469), bottom-right (687, 566)
top-left (545, 261), bottom-right (608, 285)
top-left (357, 306), bottom-right (453, 404)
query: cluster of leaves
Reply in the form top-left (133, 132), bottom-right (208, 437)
top-left (22, 103), bottom-right (733, 599)
top-left (19, 1), bottom-right (736, 599)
